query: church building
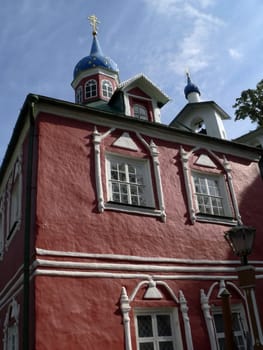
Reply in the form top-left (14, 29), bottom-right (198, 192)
top-left (0, 15), bottom-right (263, 350)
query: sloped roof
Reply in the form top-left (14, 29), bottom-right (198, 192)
top-left (117, 73), bottom-right (170, 107)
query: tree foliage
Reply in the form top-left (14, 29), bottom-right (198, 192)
top-left (233, 79), bottom-right (263, 126)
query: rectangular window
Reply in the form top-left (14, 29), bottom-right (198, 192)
top-left (9, 176), bottom-right (20, 237)
top-left (106, 155), bottom-right (154, 208)
top-left (192, 173), bottom-right (230, 217)
top-left (135, 309), bottom-right (181, 350)
top-left (213, 307), bottom-right (248, 350)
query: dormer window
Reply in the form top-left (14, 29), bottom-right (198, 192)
top-left (85, 79), bottom-right (97, 99)
top-left (133, 104), bottom-right (148, 120)
top-left (76, 86), bottom-right (83, 104)
top-left (102, 80), bottom-right (113, 99)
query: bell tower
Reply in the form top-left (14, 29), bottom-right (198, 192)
top-left (71, 15), bottom-right (119, 106)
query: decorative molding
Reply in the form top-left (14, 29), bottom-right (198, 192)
top-left (36, 248), bottom-right (263, 266)
top-left (195, 154), bottom-right (217, 168)
top-left (35, 258), bottom-right (241, 273)
top-left (136, 133), bottom-right (166, 221)
top-left (223, 156), bottom-right (242, 224)
top-left (179, 290), bottom-right (194, 350)
top-left (180, 146), bottom-right (196, 223)
top-left (112, 132), bottom-right (139, 151)
top-left (120, 287), bottom-right (133, 350)
top-left (200, 288), bottom-right (218, 350)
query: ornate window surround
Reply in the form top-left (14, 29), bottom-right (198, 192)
top-left (180, 146), bottom-right (241, 225)
top-left (93, 127), bottom-right (166, 221)
top-left (200, 280), bottom-right (250, 350)
top-left (120, 280), bottom-right (194, 350)
top-left (102, 79), bottom-right (113, 99)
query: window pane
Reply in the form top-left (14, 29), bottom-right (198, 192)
top-left (137, 315), bottom-right (153, 337)
top-left (157, 315), bottom-right (172, 336)
top-left (214, 314), bottom-right (224, 333)
top-left (159, 341), bottom-right (174, 350)
top-left (139, 343), bottom-right (154, 350)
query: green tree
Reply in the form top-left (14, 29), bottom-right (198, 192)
top-left (233, 79), bottom-right (263, 126)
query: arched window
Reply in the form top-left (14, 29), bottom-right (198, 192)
top-left (85, 80), bottom-right (97, 99)
top-left (75, 86), bottom-right (83, 104)
top-left (133, 104), bottom-right (148, 120)
top-left (102, 80), bottom-right (113, 98)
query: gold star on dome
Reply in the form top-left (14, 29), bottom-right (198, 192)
top-left (88, 14), bottom-right (100, 35)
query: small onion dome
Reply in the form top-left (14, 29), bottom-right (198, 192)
top-left (73, 35), bottom-right (119, 79)
top-left (184, 73), bottom-right (200, 99)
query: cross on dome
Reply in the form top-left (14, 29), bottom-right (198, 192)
top-left (88, 14), bottom-right (100, 35)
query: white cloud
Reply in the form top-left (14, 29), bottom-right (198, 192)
top-left (142, 0), bottom-right (224, 76)
top-left (228, 48), bottom-right (243, 60)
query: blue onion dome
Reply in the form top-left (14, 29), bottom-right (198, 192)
top-left (73, 34), bottom-right (119, 79)
top-left (184, 72), bottom-right (200, 99)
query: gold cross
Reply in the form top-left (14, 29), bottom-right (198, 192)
top-left (88, 14), bottom-right (100, 34)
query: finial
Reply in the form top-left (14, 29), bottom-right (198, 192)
top-left (185, 68), bottom-right (191, 84)
top-left (88, 14), bottom-right (100, 36)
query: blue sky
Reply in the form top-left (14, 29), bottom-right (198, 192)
top-left (1, 0), bottom-right (263, 163)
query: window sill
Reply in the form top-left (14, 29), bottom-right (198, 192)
top-left (104, 202), bottom-right (166, 221)
top-left (195, 213), bottom-right (237, 226)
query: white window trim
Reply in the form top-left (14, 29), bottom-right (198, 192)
top-left (102, 79), bottom-right (113, 98)
top-left (3, 298), bottom-right (20, 350)
top-left (180, 146), bottom-right (241, 225)
top-left (6, 156), bottom-right (22, 249)
top-left (93, 128), bottom-right (166, 221)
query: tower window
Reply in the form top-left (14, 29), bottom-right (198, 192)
top-left (102, 80), bottom-right (113, 99)
top-left (76, 86), bottom-right (83, 104)
top-left (133, 104), bottom-right (148, 120)
top-left (85, 79), bottom-right (97, 99)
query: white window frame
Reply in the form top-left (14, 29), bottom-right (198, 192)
top-left (212, 304), bottom-right (249, 350)
top-left (102, 80), bottom-right (113, 98)
top-left (106, 154), bottom-right (155, 208)
top-left (192, 172), bottom-right (231, 217)
top-left (76, 85), bottom-right (83, 104)
top-left (135, 308), bottom-right (183, 350)
top-left (6, 158), bottom-right (22, 247)
top-left (85, 79), bottom-right (97, 99)
top-left (133, 104), bottom-right (148, 120)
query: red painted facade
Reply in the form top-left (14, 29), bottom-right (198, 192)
top-left (0, 98), bottom-right (263, 349)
